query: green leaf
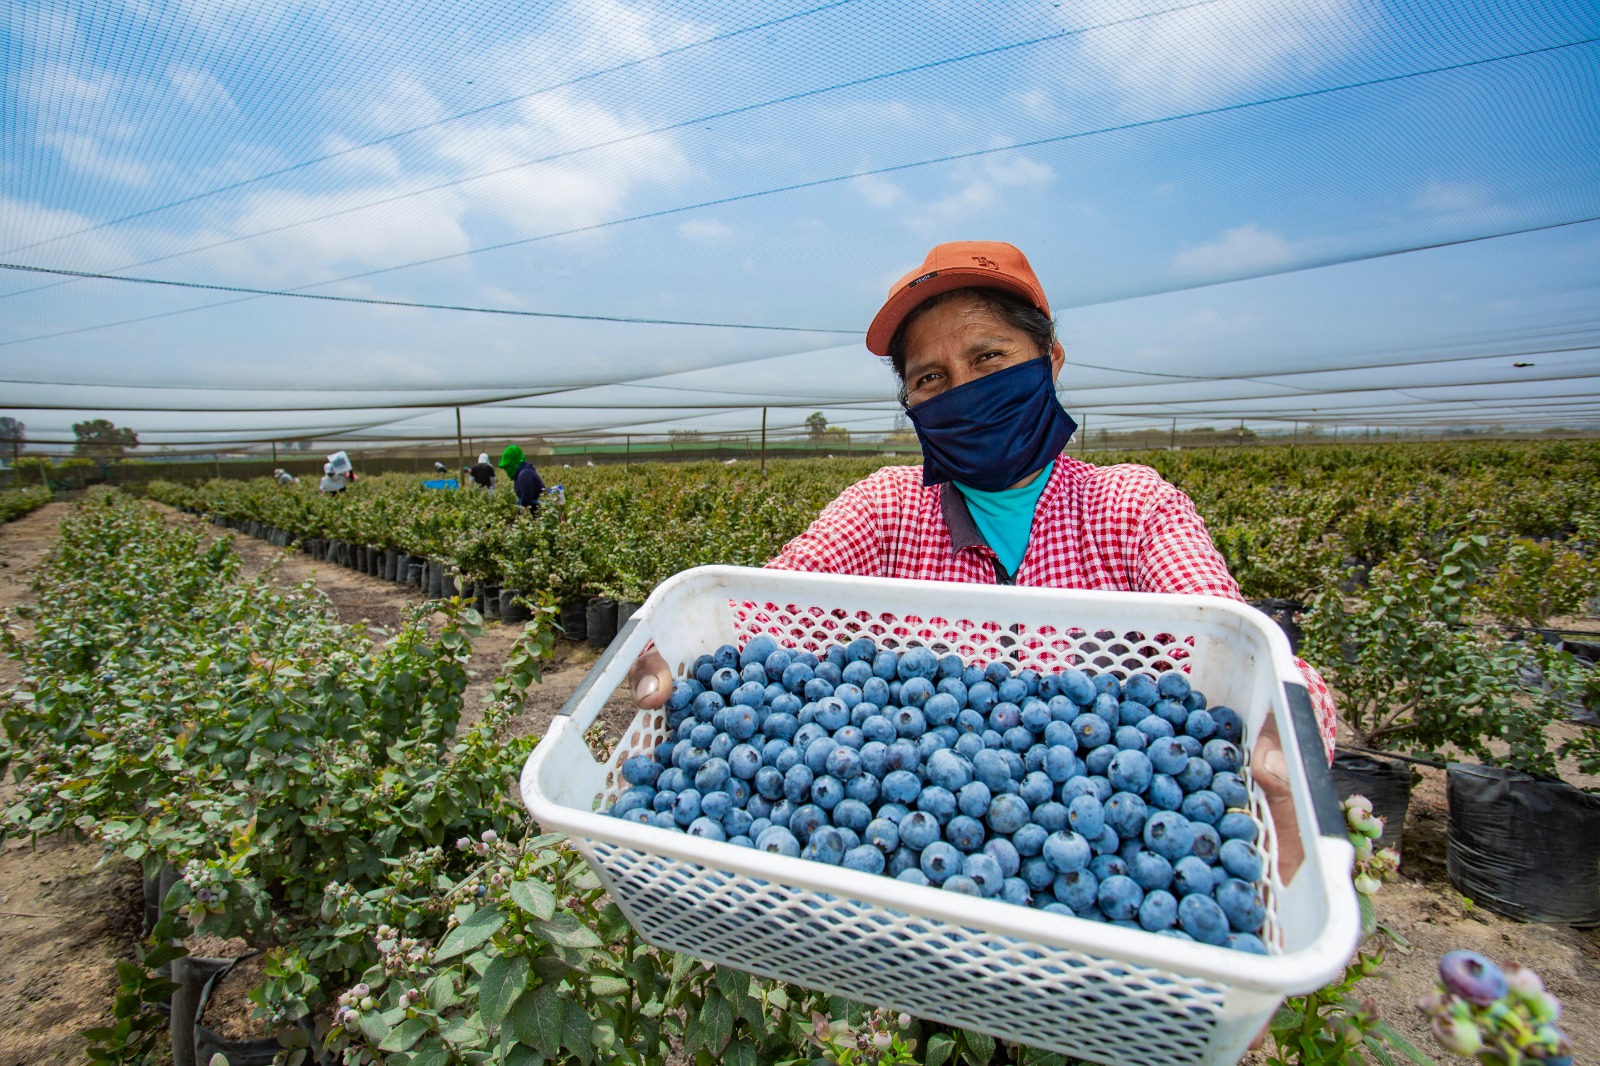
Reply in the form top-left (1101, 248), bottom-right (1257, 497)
top-left (588, 975), bottom-right (630, 997)
top-left (926, 1033), bottom-right (957, 1066)
top-left (505, 1045), bottom-right (544, 1066)
top-left (698, 991), bottom-right (734, 1056)
top-left (426, 971), bottom-right (463, 1010)
top-left (961, 1029), bottom-right (996, 1064)
top-left (358, 1010), bottom-right (392, 1045)
top-left (480, 954), bottom-right (531, 1027)
top-left (561, 1002), bottom-right (593, 1065)
top-left (713, 966), bottom-right (748, 1005)
top-left (410, 1047), bottom-right (449, 1066)
top-left (378, 1017), bottom-right (432, 1053)
top-left (435, 904), bottom-right (507, 960)
top-left (531, 911), bottom-right (602, 949)
top-left (508, 879), bottom-right (556, 921)
top-left (723, 1039), bottom-right (759, 1066)
top-left (1371, 1020), bottom-right (1435, 1064)
top-left (507, 985), bottom-right (564, 1058)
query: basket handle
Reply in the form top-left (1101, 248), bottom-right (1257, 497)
top-left (556, 615), bottom-right (646, 720)
top-left (1283, 681), bottom-right (1345, 840)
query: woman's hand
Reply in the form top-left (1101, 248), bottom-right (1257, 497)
top-left (1252, 715), bottom-right (1306, 886)
top-left (628, 643), bottom-right (675, 709)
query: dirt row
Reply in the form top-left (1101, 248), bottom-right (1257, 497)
top-left (1, 502), bottom-right (1596, 1064)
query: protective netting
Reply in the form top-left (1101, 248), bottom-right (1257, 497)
top-left (2, 0), bottom-right (1597, 449)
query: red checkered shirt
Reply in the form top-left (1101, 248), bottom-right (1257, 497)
top-left (768, 457), bottom-right (1337, 754)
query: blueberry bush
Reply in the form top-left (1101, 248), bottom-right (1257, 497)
top-left (0, 483), bottom-right (52, 522)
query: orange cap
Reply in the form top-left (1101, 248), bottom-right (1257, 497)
top-left (865, 241), bottom-right (1051, 357)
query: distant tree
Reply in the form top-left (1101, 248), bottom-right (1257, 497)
top-left (667, 429), bottom-right (703, 441)
top-left (805, 412), bottom-right (829, 441)
top-left (72, 419), bottom-right (138, 461)
top-left (0, 417), bottom-right (23, 463)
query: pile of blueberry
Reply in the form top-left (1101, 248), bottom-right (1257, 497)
top-left (608, 635), bottom-right (1271, 952)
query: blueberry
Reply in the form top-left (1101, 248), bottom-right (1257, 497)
top-left (672, 789), bottom-right (703, 827)
top-left (986, 793), bottom-right (1031, 835)
top-left (1057, 668), bottom-right (1096, 705)
top-left (1178, 893), bottom-right (1230, 945)
top-left (1219, 839), bottom-right (1263, 882)
top-left (899, 810), bottom-right (941, 850)
top-left (946, 814), bottom-right (987, 852)
top-left (966, 681), bottom-right (999, 714)
top-left (1084, 743), bottom-right (1119, 776)
top-left (757, 825), bottom-right (800, 856)
top-left (1136, 715), bottom-right (1175, 742)
top-left (709, 731), bottom-right (736, 760)
top-left (782, 662), bottom-right (815, 694)
top-left (1108, 750), bottom-right (1154, 794)
top-left (1156, 671), bottom-right (1191, 701)
top-left (958, 731), bottom-right (988, 757)
top-left (1228, 932), bottom-right (1268, 955)
top-left (958, 852), bottom-right (1002, 896)
top-left (923, 692), bottom-right (961, 727)
top-left (811, 775), bottom-right (843, 810)
top-left (956, 781), bottom-right (992, 819)
top-left (1202, 739), bottom-right (1243, 775)
top-left (1047, 866), bottom-right (1096, 909)
top-left (769, 800), bottom-right (794, 827)
top-left (1190, 823), bottom-right (1222, 864)
top-left (1088, 853), bottom-right (1128, 881)
top-left (927, 749), bottom-right (974, 792)
top-left (1011, 819), bottom-right (1049, 857)
top-left (843, 844), bottom-right (886, 874)
top-left (748, 817), bottom-right (771, 840)
top-left (897, 647), bottom-right (938, 680)
top-left (1172, 855), bottom-right (1214, 897)
top-left (689, 722), bottom-right (718, 748)
top-left (897, 868), bottom-right (931, 886)
top-left (1097, 874), bottom-right (1145, 921)
top-left (1210, 772), bottom-right (1250, 810)
top-left (916, 732), bottom-right (948, 762)
top-left (920, 841), bottom-right (964, 883)
top-left (845, 774), bottom-right (879, 806)
top-left (687, 815), bottom-right (726, 840)
top-left (1042, 830), bottom-right (1092, 873)
top-left (995, 679), bottom-right (1027, 706)
top-left (1215, 878), bottom-right (1265, 932)
top-left (1074, 715), bottom-right (1112, 753)
top-left (1154, 698), bottom-right (1190, 729)
top-left (1032, 800), bottom-right (1069, 834)
top-left (1019, 855), bottom-right (1055, 891)
top-left (887, 846), bottom-right (920, 877)
top-left (1175, 735), bottom-right (1202, 759)
top-left (1047, 697), bottom-right (1080, 725)
top-left (971, 748), bottom-right (1011, 791)
top-left (1181, 790), bottom-right (1225, 826)
top-left (983, 661), bottom-right (1012, 686)
top-left (723, 808), bottom-right (754, 838)
top-left (1175, 756), bottom-right (1214, 793)
top-left (942, 874), bottom-right (981, 896)
top-left (1117, 700), bottom-right (1147, 727)
top-left (1217, 811), bottom-right (1258, 842)
top-left (1021, 700), bottom-right (1052, 734)
top-left (1139, 888), bottom-right (1178, 931)
top-left (956, 709), bottom-right (986, 736)
top-left (782, 763), bottom-right (813, 804)
top-left (611, 786), bottom-right (654, 818)
top-left (1001, 878), bottom-right (1033, 907)
top-left (803, 737), bottom-right (838, 776)
top-left (651, 789), bottom-right (677, 813)
top-left (1123, 673), bottom-right (1159, 707)
top-left (840, 662), bottom-right (872, 689)
top-left (621, 755), bottom-right (661, 787)
top-left (1104, 792), bottom-right (1149, 839)
top-left (789, 803), bottom-right (825, 843)
top-left (773, 747), bottom-right (801, 775)
top-left (805, 827), bottom-right (846, 865)
top-left (1210, 706), bottom-right (1243, 744)
top-left (1148, 736), bottom-right (1189, 776)
top-left (1143, 811), bottom-right (1197, 861)
top-left (763, 713), bottom-right (800, 742)
top-left (650, 810), bottom-right (676, 829)
top-left (1184, 708), bottom-right (1216, 741)
top-left (1015, 770), bottom-right (1049, 806)
top-left (824, 745), bottom-right (862, 781)
top-left (877, 802), bottom-right (910, 825)
top-left (983, 837), bottom-right (1021, 878)
top-left (728, 744), bottom-right (761, 780)
top-left (1147, 774), bottom-right (1184, 811)
top-left (1126, 846), bottom-right (1172, 891)
top-left (1437, 950), bottom-right (1508, 1006)
top-left (816, 697), bottom-right (851, 731)
top-left (864, 817), bottom-right (900, 854)
top-left (701, 791), bottom-right (733, 821)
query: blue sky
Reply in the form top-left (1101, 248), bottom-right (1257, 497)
top-left (2, 0), bottom-right (1597, 451)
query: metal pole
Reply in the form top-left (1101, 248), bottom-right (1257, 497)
top-left (214, 453), bottom-right (222, 479)
top-left (1292, 421), bottom-right (1298, 449)
top-left (760, 407), bottom-right (768, 476)
top-left (455, 407), bottom-right (464, 483)
top-left (625, 435), bottom-right (631, 467)
top-left (271, 440), bottom-right (277, 466)
top-left (1169, 417), bottom-right (1176, 450)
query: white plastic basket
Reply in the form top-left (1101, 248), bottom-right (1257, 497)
top-left (520, 566), bottom-right (1357, 1066)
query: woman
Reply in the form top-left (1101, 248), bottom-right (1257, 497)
top-left (631, 241), bottom-right (1334, 880)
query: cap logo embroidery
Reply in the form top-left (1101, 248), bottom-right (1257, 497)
top-left (907, 271), bottom-right (940, 287)
top-left (971, 255), bottom-right (998, 269)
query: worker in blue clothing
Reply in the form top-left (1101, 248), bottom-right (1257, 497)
top-left (498, 444), bottom-right (546, 513)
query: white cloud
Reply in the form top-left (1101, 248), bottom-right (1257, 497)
top-left (41, 131), bottom-right (151, 186)
top-left (169, 67), bottom-right (237, 115)
top-left (906, 153), bottom-right (1055, 229)
top-left (1413, 180), bottom-right (1491, 213)
top-left (853, 173), bottom-right (904, 209)
top-left (1171, 224), bottom-right (1294, 276)
top-left (677, 218), bottom-right (732, 241)
top-left (426, 88), bottom-right (690, 236)
top-left (1067, 0), bottom-right (1366, 111)
top-left (0, 196), bottom-right (135, 269)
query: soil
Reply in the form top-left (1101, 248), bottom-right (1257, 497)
top-left (3, 503), bottom-right (1598, 1063)
top-left (198, 952), bottom-right (267, 1041)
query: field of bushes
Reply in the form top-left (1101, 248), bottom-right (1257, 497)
top-left (1, 440), bottom-right (1595, 1064)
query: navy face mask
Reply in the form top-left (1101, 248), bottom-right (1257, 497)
top-left (905, 356), bottom-right (1078, 492)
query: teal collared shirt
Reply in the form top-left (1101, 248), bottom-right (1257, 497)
top-left (953, 461), bottom-right (1054, 578)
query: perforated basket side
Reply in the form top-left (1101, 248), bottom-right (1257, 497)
top-left (574, 837), bottom-right (1278, 1066)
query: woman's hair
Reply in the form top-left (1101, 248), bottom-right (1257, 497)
top-left (883, 286), bottom-right (1056, 402)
